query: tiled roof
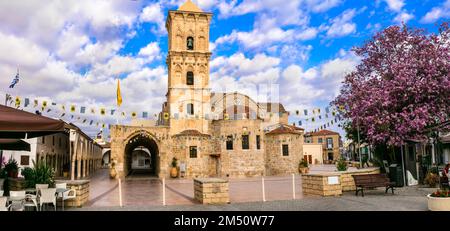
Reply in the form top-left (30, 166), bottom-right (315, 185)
top-left (266, 124), bottom-right (304, 135)
top-left (305, 129), bottom-right (340, 136)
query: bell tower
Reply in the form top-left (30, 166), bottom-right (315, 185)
top-left (165, 0), bottom-right (213, 134)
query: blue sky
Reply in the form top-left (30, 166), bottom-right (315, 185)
top-left (0, 0), bottom-right (448, 139)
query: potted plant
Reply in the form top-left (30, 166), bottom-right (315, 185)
top-left (427, 189), bottom-right (450, 211)
top-left (33, 160), bottom-right (55, 187)
top-left (298, 159), bottom-right (309, 174)
top-left (336, 158), bottom-right (348, 171)
top-left (4, 158), bottom-right (19, 178)
top-left (170, 157), bottom-right (178, 178)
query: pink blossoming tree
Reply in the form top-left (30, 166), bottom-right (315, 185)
top-left (334, 22), bottom-right (450, 147)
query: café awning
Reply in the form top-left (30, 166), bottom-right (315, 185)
top-left (0, 139), bottom-right (31, 151)
top-left (0, 105), bottom-right (65, 139)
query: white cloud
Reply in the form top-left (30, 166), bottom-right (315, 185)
top-left (383, 0), bottom-right (405, 12)
top-left (326, 9), bottom-right (357, 38)
top-left (139, 2), bottom-right (166, 34)
top-left (213, 26), bottom-right (295, 50)
top-left (421, 0), bottom-right (450, 23)
top-left (138, 42), bottom-right (162, 62)
top-left (211, 53), bottom-right (280, 76)
top-left (0, 32), bottom-right (49, 71)
top-left (393, 11), bottom-right (414, 24)
top-left (295, 27), bottom-right (319, 40)
top-left (305, 0), bottom-right (342, 13)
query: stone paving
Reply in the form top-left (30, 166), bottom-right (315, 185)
top-left (79, 166), bottom-right (435, 211)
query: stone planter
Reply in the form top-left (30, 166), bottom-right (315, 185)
top-left (427, 194), bottom-right (450, 211)
top-left (299, 167), bottom-right (309, 174)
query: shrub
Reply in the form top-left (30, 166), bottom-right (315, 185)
top-left (4, 158), bottom-right (19, 176)
top-left (21, 167), bottom-right (35, 188)
top-left (171, 157), bottom-right (178, 168)
top-left (22, 160), bottom-right (55, 188)
top-left (299, 159), bottom-right (308, 168)
top-left (336, 158), bottom-right (348, 171)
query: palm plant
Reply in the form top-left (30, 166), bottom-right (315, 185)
top-left (22, 160), bottom-right (55, 188)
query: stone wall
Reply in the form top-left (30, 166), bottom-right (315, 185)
top-left (265, 133), bottom-right (303, 175)
top-left (211, 120), bottom-right (265, 178)
top-left (55, 180), bottom-right (89, 207)
top-left (302, 173), bottom-right (342, 196)
top-left (170, 135), bottom-right (213, 178)
top-left (194, 178), bottom-right (229, 204)
top-left (302, 167), bottom-right (381, 196)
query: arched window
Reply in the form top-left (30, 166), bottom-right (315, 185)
top-left (186, 71), bottom-right (194, 85)
top-left (187, 36), bottom-right (194, 50)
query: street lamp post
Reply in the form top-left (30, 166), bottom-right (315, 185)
top-left (357, 116), bottom-right (362, 168)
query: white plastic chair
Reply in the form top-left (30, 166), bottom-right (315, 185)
top-left (0, 197), bottom-right (11, 211)
top-left (23, 194), bottom-right (38, 211)
top-left (55, 183), bottom-right (76, 211)
top-left (9, 191), bottom-right (26, 211)
top-left (38, 188), bottom-right (57, 211)
top-left (36, 184), bottom-right (49, 193)
top-left (0, 190), bottom-right (3, 197)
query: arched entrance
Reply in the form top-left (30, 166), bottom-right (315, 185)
top-left (102, 150), bottom-right (111, 167)
top-left (124, 132), bottom-right (159, 177)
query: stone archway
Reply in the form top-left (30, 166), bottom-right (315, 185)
top-left (124, 132), bottom-right (159, 177)
top-left (102, 150), bottom-right (111, 167)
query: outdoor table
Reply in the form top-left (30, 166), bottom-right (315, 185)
top-left (25, 188), bottom-right (36, 194)
top-left (56, 188), bottom-right (69, 211)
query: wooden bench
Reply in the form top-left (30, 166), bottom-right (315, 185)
top-left (352, 174), bottom-right (395, 197)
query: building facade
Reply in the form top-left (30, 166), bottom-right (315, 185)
top-left (3, 124), bottom-right (103, 179)
top-left (110, 1), bottom-right (304, 179)
top-left (304, 130), bottom-right (341, 162)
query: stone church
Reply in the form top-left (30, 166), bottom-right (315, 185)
top-left (110, 0), bottom-right (305, 179)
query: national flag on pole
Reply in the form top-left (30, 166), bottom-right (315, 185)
top-left (9, 70), bottom-right (19, 88)
top-left (117, 78), bottom-right (122, 107)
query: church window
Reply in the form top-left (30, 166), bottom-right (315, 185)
top-left (189, 146), bottom-right (197, 158)
top-left (187, 71), bottom-right (194, 85)
top-left (256, 135), bottom-right (261, 150)
top-left (242, 135), bottom-right (249, 150)
top-left (187, 37), bottom-right (194, 50)
top-left (226, 135), bottom-right (233, 150)
top-left (187, 103), bottom-right (194, 115)
top-left (282, 144), bottom-right (289, 156)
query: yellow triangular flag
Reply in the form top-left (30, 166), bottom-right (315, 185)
top-left (117, 78), bottom-right (122, 107)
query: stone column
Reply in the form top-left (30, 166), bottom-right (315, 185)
top-left (77, 141), bottom-right (83, 179)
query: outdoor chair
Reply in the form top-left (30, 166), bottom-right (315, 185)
top-left (55, 183), bottom-right (76, 211)
top-left (0, 190), bottom-right (3, 197)
top-left (38, 188), bottom-right (57, 211)
top-left (9, 190), bottom-right (29, 211)
top-left (0, 197), bottom-right (11, 211)
top-left (36, 184), bottom-right (49, 193)
top-left (23, 194), bottom-right (38, 211)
